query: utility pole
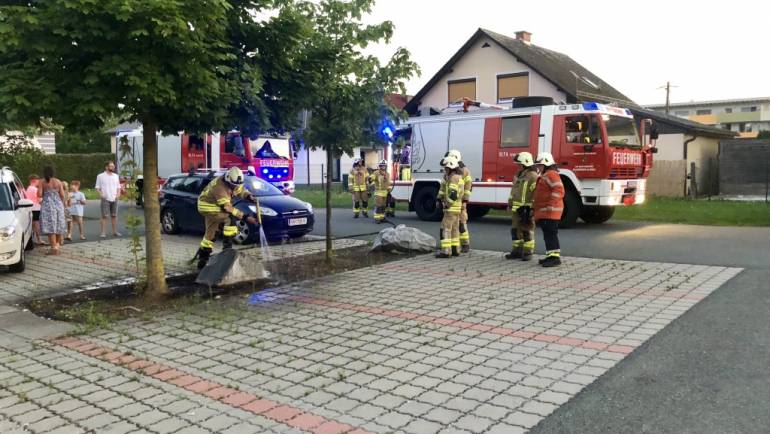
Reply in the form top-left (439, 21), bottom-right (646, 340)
top-left (657, 81), bottom-right (678, 114)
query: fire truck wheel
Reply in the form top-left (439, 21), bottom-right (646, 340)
top-left (559, 189), bottom-right (581, 229)
top-left (413, 185), bottom-right (443, 221)
top-left (580, 205), bottom-right (615, 224)
top-left (467, 205), bottom-right (490, 220)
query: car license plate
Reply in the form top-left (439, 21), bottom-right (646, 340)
top-left (288, 217), bottom-right (307, 226)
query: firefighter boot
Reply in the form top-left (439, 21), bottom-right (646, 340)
top-left (196, 247), bottom-right (212, 270)
top-left (521, 251), bottom-right (533, 261)
top-left (505, 247), bottom-right (522, 260)
top-left (362, 202), bottom-right (369, 218)
top-left (435, 251), bottom-right (451, 258)
top-left (354, 201), bottom-right (360, 218)
top-left (222, 236), bottom-right (234, 250)
top-left (541, 256), bottom-right (562, 267)
top-left (451, 246), bottom-right (460, 257)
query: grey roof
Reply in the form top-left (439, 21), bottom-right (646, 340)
top-left (630, 107), bottom-right (736, 139)
top-left (107, 122), bottom-right (142, 134)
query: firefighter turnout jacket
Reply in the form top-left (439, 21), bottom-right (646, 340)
top-left (348, 166), bottom-right (369, 192)
top-left (438, 170), bottom-right (465, 214)
top-left (371, 169), bottom-right (391, 197)
top-left (533, 168), bottom-right (565, 221)
top-left (197, 176), bottom-right (252, 218)
top-left (508, 167), bottom-right (538, 210)
top-left (461, 166), bottom-right (472, 202)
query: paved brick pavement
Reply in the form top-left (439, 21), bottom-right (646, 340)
top-left (0, 250), bottom-right (741, 433)
top-left (0, 236), bottom-right (365, 305)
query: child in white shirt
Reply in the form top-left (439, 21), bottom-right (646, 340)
top-left (68, 180), bottom-right (87, 240)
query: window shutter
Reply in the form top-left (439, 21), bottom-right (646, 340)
top-left (448, 79), bottom-right (476, 104)
top-left (497, 73), bottom-right (529, 101)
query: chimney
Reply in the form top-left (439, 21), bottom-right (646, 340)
top-left (515, 30), bottom-right (532, 43)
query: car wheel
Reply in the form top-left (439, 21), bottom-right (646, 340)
top-left (413, 185), bottom-right (443, 221)
top-left (24, 233), bottom-right (34, 251)
top-left (9, 240), bottom-right (25, 273)
top-left (161, 209), bottom-right (181, 234)
top-left (580, 205), bottom-right (615, 224)
top-left (559, 188), bottom-right (581, 229)
top-left (467, 205), bottom-right (490, 220)
top-left (233, 219), bottom-right (253, 245)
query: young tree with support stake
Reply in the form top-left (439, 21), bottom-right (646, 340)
top-left (301, 0), bottom-right (418, 263)
top-left (0, 1), bottom-right (306, 297)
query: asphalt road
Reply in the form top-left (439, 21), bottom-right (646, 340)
top-left (312, 208), bottom-right (770, 433)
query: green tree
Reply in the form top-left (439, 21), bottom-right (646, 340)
top-left (757, 130), bottom-right (770, 140)
top-left (55, 128), bottom-right (112, 154)
top-left (0, 1), bottom-right (272, 297)
top-left (301, 0), bottom-right (419, 262)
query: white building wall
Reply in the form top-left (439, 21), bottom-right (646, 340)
top-left (654, 133), bottom-right (685, 161)
top-left (416, 35), bottom-right (567, 111)
top-left (293, 146), bottom-right (377, 185)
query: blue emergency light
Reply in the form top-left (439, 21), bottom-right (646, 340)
top-left (582, 102), bottom-right (599, 111)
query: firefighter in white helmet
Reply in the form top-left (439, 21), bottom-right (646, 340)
top-left (195, 167), bottom-right (259, 269)
top-left (533, 152), bottom-right (565, 267)
top-left (436, 155), bottom-right (465, 258)
top-left (444, 150), bottom-right (472, 252)
top-left (505, 152), bottom-right (538, 261)
top-left (348, 158), bottom-right (369, 218)
top-left (371, 159), bottom-right (391, 223)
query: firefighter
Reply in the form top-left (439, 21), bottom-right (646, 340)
top-left (505, 152), bottom-right (538, 261)
top-left (195, 167), bottom-right (259, 269)
top-left (371, 160), bottom-right (390, 223)
top-left (444, 150), bottom-right (472, 252)
top-left (533, 152), bottom-right (565, 267)
top-left (348, 158), bottom-right (369, 218)
top-left (436, 155), bottom-right (464, 258)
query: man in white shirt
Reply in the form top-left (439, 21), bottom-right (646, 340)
top-left (95, 161), bottom-right (122, 237)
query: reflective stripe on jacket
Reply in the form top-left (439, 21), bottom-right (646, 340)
top-left (438, 171), bottom-right (464, 214)
top-left (508, 168), bottom-right (538, 210)
top-left (348, 167), bottom-right (369, 192)
top-left (371, 169), bottom-right (391, 197)
top-left (197, 176), bottom-right (249, 218)
top-left (533, 169), bottom-right (565, 221)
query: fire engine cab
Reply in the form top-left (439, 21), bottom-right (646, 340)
top-left (390, 97), bottom-right (657, 226)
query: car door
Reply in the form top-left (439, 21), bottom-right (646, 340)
top-left (175, 176), bottom-right (203, 228)
top-left (9, 179), bottom-right (30, 243)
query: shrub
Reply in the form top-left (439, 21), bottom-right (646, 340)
top-left (0, 135), bottom-right (112, 186)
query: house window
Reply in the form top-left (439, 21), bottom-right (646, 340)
top-left (447, 78), bottom-right (476, 104)
top-left (500, 116), bottom-right (531, 148)
top-left (740, 106), bottom-right (758, 112)
top-left (674, 110), bottom-right (689, 117)
top-left (497, 72), bottom-right (529, 102)
top-left (695, 109), bottom-right (711, 115)
top-left (724, 108), bottom-right (733, 113)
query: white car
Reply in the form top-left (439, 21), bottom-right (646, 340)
top-left (0, 167), bottom-right (34, 272)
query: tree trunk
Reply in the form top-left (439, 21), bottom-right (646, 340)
top-left (325, 145), bottom-right (333, 264)
top-left (141, 117), bottom-right (169, 297)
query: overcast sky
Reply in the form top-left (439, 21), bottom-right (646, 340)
top-left (364, 0), bottom-right (768, 105)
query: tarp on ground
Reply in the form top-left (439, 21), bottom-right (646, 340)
top-left (370, 224), bottom-right (436, 254)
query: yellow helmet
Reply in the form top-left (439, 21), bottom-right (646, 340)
top-left (224, 166), bottom-right (245, 185)
top-left (535, 152), bottom-right (556, 167)
top-left (514, 152), bottom-right (534, 167)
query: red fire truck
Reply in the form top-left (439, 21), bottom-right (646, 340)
top-left (116, 128), bottom-right (296, 194)
top-left (390, 97), bottom-right (657, 226)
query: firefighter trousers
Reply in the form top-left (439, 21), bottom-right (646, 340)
top-left (459, 202), bottom-right (470, 250)
top-left (352, 191), bottom-right (369, 215)
top-left (200, 212), bottom-right (236, 249)
top-left (537, 219), bottom-right (561, 257)
top-left (440, 212), bottom-right (460, 255)
top-left (511, 213), bottom-right (535, 254)
top-left (374, 192), bottom-right (387, 221)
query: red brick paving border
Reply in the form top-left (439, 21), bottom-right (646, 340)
top-left (51, 336), bottom-right (373, 434)
top-left (289, 295), bottom-right (635, 355)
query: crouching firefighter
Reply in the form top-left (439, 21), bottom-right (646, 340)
top-left (505, 152), bottom-right (538, 261)
top-left (348, 158), bottom-right (369, 218)
top-left (194, 167), bottom-right (259, 269)
top-left (444, 150), bottom-right (472, 253)
top-left (436, 155), bottom-right (465, 258)
top-left (371, 160), bottom-right (391, 223)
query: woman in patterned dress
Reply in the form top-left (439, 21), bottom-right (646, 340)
top-left (38, 166), bottom-right (67, 255)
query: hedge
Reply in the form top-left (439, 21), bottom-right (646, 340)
top-left (0, 150), bottom-right (114, 187)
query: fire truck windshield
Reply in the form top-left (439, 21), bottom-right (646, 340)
top-left (604, 115), bottom-right (641, 149)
